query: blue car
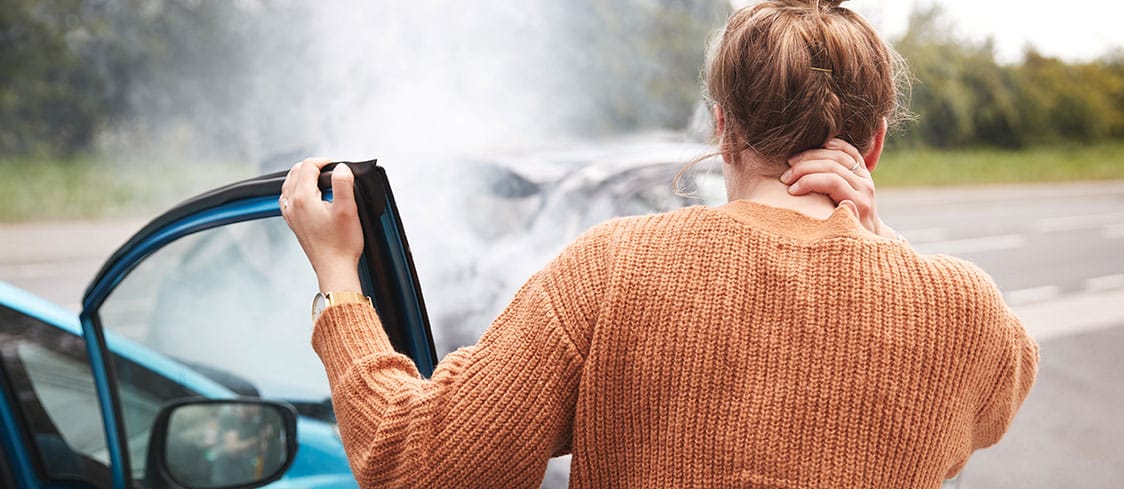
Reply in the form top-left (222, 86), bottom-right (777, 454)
top-left (0, 161), bottom-right (437, 489)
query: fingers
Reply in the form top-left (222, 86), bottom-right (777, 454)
top-left (787, 172), bottom-right (862, 204)
top-left (785, 150), bottom-right (861, 183)
top-left (293, 157), bottom-right (331, 204)
top-left (330, 163), bottom-right (357, 218)
top-left (782, 158), bottom-right (864, 191)
top-left (823, 138), bottom-right (868, 176)
top-left (783, 138), bottom-right (874, 206)
top-left (280, 157), bottom-right (334, 224)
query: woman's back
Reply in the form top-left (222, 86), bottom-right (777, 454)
top-left (555, 202), bottom-right (1035, 487)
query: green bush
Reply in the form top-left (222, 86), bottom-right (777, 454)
top-left (892, 6), bottom-right (1124, 149)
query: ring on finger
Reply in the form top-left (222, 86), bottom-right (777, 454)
top-left (280, 197), bottom-right (290, 210)
top-left (849, 161), bottom-right (861, 173)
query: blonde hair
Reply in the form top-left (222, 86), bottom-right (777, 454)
top-left (704, 0), bottom-right (910, 166)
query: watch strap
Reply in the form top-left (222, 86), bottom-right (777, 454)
top-left (326, 291), bottom-right (372, 307)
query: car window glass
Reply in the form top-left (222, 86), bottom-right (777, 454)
top-left (113, 351), bottom-right (194, 480)
top-left (17, 343), bottom-right (111, 463)
top-left (96, 217), bottom-right (326, 482)
top-left (0, 304), bottom-right (198, 487)
top-left (0, 305), bottom-right (112, 487)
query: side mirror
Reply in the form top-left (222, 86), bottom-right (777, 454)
top-left (145, 398), bottom-right (298, 489)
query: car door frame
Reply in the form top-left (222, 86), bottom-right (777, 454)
top-left (0, 281), bottom-right (109, 489)
top-left (0, 360), bottom-right (36, 489)
top-left (76, 160), bottom-right (437, 487)
top-left (0, 439), bottom-right (18, 489)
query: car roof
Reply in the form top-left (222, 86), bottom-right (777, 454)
top-left (0, 280), bottom-right (232, 398)
top-left (476, 132), bottom-right (718, 185)
top-left (0, 280), bottom-right (80, 335)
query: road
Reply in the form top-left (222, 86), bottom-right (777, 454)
top-left (2, 181), bottom-right (1123, 488)
top-left (0, 218), bottom-right (146, 311)
top-left (883, 181), bottom-right (1124, 316)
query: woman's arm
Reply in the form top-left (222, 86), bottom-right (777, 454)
top-left (972, 307), bottom-right (1039, 449)
top-left (281, 158), bottom-right (607, 486)
top-left (311, 271), bottom-right (586, 487)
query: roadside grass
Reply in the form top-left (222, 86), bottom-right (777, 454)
top-left (0, 156), bottom-right (252, 222)
top-left (2, 142), bottom-right (1123, 222)
top-left (877, 142), bottom-right (1124, 187)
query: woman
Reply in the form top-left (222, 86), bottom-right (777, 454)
top-left (281, 0), bottom-right (1037, 486)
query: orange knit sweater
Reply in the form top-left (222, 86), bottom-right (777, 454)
top-left (311, 201), bottom-right (1038, 488)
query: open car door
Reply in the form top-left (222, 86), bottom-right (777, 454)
top-left (76, 161), bottom-right (436, 488)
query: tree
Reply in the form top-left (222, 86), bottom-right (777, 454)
top-left (546, 0), bottom-right (729, 135)
top-left (0, 0), bottom-right (107, 156)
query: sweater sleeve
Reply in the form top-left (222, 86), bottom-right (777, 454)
top-left (971, 295), bottom-right (1040, 450)
top-left (309, 225), bottom-right (611, 489)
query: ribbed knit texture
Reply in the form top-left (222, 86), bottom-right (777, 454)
top-left (311, 201), bottom-right (1039, 488)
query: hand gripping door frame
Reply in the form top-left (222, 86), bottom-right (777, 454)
top-left (78, 160), bottom-right (437, 487)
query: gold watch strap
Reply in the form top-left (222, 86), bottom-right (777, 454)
top-left (326, 291), bottom-right (372, 308)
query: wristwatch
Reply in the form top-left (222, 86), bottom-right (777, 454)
top-left (312, 290), bottom-right (372, 321)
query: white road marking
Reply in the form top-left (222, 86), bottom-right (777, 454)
top-left (1035, 212), bottom-right (1124, 233)
top-left (1004, 285), bottom-right (1062, 306)
top-left (899, 227), bottom-right (947, 243)
top-left (912, 234), bottom-right (1027, 255)
top-left (1084, 274), bottom-right (1124, 293)
top-left (1104, 223), bottom-right (1124, 239)
top-left (1014, 289), bottom-right (1124, 341)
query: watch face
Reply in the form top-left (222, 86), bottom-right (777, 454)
top-left (312, 292), bottom-right (327, 321)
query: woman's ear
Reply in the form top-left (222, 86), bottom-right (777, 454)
top-left (864, 117), bottom-right (888, 172)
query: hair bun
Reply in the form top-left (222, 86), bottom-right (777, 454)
top-left (782, 0), bottom-right (849, 8)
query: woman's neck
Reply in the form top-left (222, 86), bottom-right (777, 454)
top-left (726, 174), bottom-right (837, 221)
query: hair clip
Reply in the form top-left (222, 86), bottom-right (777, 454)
top-left (810, 67), bottom-right (833, 74)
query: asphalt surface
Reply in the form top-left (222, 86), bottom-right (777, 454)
top-left (882, 181), bottom-right (1124, 307)
top-left (2, 181), bottom-right (1122, 488)
top-left (0, 218), bottom-right (145, 311)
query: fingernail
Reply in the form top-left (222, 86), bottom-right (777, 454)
top-left (780, 169), bottom-right (792, 183)
top-left (788, 183), bottom-right (800, 195)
